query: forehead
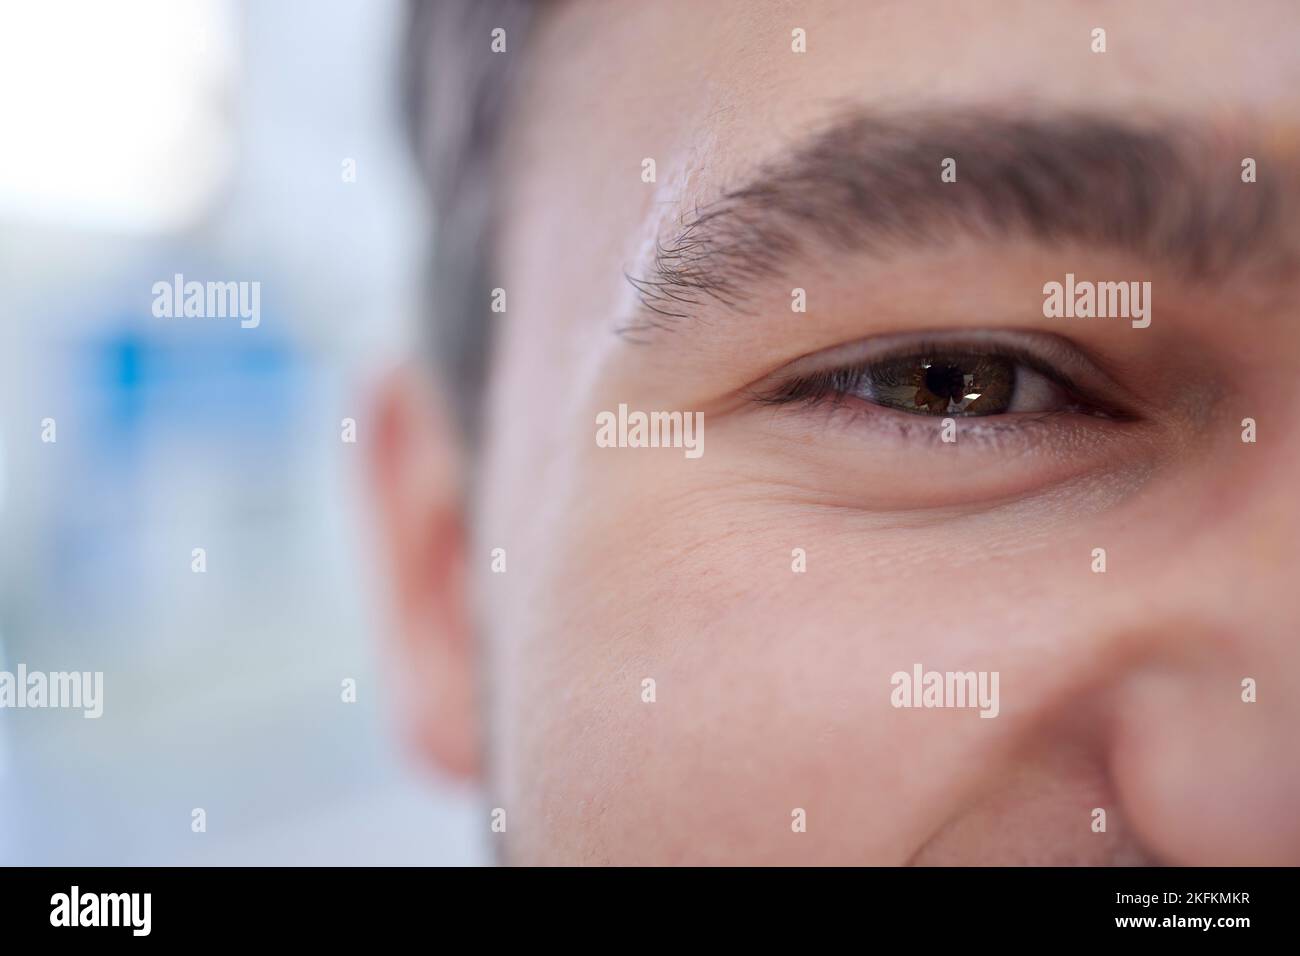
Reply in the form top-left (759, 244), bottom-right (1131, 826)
top-left (505, 0), bottom-right (1300, 190)
top-left (499, 0), bottom-right (1300, 320)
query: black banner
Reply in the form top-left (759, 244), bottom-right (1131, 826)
top-left (0, 866), bottom-right (1287, 941)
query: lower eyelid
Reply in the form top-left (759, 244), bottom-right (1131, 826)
top-left (740, 394), bottom-right (1158, 513)
top-left (764, 388), bottom-right (1123, 452)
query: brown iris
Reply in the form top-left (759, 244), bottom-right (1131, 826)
top-left (867, 354), bottom-right (1015, 416)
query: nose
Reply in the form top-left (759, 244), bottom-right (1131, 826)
top-left (1102, 480), bottom-right (1300, 865)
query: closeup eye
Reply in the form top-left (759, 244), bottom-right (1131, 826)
top-left (755, 334), bottom-right (1127, 421)
top-left (785, 352), bottom-right (1069, 417)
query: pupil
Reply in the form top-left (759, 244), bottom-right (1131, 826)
top-left (924, 363), bottom-right (967, 402)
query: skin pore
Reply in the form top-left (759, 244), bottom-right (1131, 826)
top-left (373, 0), bottom-right (1300, 864)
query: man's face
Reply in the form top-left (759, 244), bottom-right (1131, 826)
top-left (406, 0), bottom-right (1300, 863)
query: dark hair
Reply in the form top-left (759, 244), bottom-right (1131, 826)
top-left (402, 0), bottom-right (538, 439)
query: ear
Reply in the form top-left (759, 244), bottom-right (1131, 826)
top-left (368, 365), bottom-right (479, 778)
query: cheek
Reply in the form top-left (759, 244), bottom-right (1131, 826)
top-left (496, 541), bottom-right (903, 865)
top-left (485, 472), bottom-right (1062, 864)
top-left (481, 422), bottom-right (1168, 864)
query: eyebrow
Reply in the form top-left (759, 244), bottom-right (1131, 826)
top-left (622, 109), bottom-right (1289, 338)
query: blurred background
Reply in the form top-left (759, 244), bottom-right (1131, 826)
top-left (0, 0), bottom-right (485, 864)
